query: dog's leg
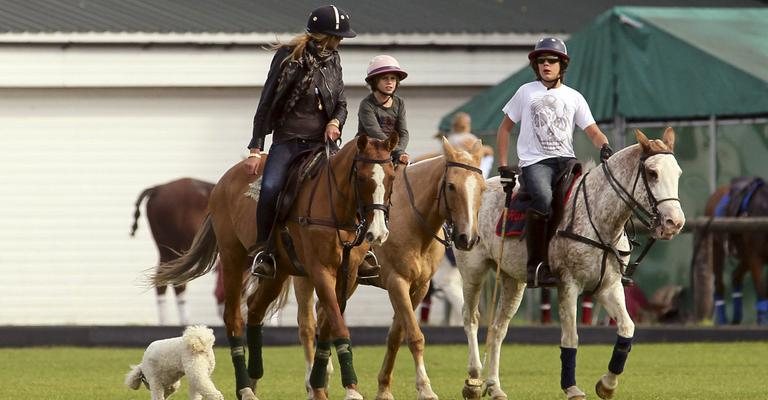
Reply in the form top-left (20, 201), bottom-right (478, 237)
top-left (185, 360), bottom-right (224, 400)
top-left (148, 378), bottom-right (166, 400)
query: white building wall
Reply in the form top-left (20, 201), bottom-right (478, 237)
top-left (0, 43), bottom-right (529, 326)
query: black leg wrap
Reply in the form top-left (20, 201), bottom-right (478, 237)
top-left (247, 324), bottom-right (264, 379)
top-left (608, 335), bottom-right (633, 375)
top-left (560, 347), bottom-right (577, 390)
top-left (309, 341), bottom-right (332, 389)
top-left (334, 338), bottom-right (358, 387)
top-left (228, 335), bottom-right (252, 394)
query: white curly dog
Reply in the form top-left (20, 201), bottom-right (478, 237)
top-left (125, 325), bottom-right (224, 400)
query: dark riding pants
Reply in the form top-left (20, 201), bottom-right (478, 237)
top-left (521, 157), bottom-right (575, 214)
top-left (256, 139), bottom-right (319, 243)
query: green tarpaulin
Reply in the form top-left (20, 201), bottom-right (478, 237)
top-left (439, 7), bottom-right (768, 133)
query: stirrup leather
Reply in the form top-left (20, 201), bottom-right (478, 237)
top-left (250, 250), bottom-right (277, 279)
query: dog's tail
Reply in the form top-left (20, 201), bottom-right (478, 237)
top-left (184, 325), bottom-right (215, 353)
top-left (124, 364), bottom-right (144, 390)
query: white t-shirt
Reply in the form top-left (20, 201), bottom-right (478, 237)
top-left (502, 81), bottom-right (596, 167)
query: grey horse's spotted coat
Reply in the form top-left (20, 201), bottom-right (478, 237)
top-left (456, 129), bottom-right (685, 400)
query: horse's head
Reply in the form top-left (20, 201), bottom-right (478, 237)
top-left (441, 137), bottom-right (487, 250)
top-left (354, 133), bottom-right (398, 245)
top-left (635, 127), bottom-right (686, 240)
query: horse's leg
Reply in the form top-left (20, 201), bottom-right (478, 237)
top-left (376, 313), bottom-right (405, 400)
top-left (580, 294), bottom-right (593, 325)
top-left (172, 283), bottom-right (189, 325)
top-left (558, 282), bottom-right (586, 400)
top-left (730, 259), bottom-right (748, 325)
top-left (309, 268), bottom-right (359, 400)
top-left (712, 234), bottom-right (728, 325)
top-left (483, 274), bottom-right (526, 400)
top-left (594, 282), bottom-right (635, 400)
top-left (294, 276), bottom-right (326, 399)
top-left (743, 252), bottom-right (768, 325)
top-left (459, 258), bottom-right (488, 400)
top-left (405, 278), bottom-right (439, 400)
top-left (541, 288), bottom-right (552, 324)
top-left (155, 285), bottom-right (170, 325)
top-left (218, 249), bottom-right (256, 400)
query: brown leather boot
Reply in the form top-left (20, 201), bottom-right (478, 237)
top-left (525, 209), bottom-right (558, 288)
top-left (357, 250), bottom-right (381, 279)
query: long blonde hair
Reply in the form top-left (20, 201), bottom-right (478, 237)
top-left (272, 33), bottom-right (341, 65)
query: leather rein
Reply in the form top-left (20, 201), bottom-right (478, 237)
top-left (557, 151), bottom-right (680, 292)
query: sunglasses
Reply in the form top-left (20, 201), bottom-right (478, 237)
top-left (536, 57), bottom-right (560, 65)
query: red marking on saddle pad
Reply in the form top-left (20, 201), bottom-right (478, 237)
top-left (494, 170), bottom-right (582, 237)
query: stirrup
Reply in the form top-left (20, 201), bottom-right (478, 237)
top-left (358, 250), bottom-right (381, 279)
top-left (529, 262), bottom-right (558, 288)
top-left (621, 276), bottom-right (635, 287)
top-left (250, 251), bottom-right (276, 279)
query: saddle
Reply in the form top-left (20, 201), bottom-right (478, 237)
top-left (274, 147), bottom-right (327, 226)
top-left (719, 177), bottom-right (764, 217)
top-left (495, 160), bottom-right (582, 238)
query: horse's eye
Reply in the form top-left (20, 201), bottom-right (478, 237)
top-left (647, 169), bottom-right (658, 181)
top-left (447, 183), bottom-right (457, 191)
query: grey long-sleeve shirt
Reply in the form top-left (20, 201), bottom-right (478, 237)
top-left (356, 93), bottom-right (409, 158)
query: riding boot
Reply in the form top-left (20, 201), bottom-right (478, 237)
top-left (525, 209), bottom-right (559, 288)
top-left (357, 250), bottom-right (381, 279)
top-left (249, 212), bottom-right (276, 279)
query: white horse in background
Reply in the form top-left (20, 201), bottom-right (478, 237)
top-left (456, 128), bottom-right (685, 400)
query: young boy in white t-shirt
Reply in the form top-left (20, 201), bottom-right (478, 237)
top-left (495, 37), bottom-right (614, 288)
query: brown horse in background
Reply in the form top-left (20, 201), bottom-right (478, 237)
top-left (131, 177), bottom-right (215, 325)
top-left (153, 134), bottom-right (398, 400)
top-left (295, 138), bottom-right (486, 400)
top-left (701, 178), bottom-right (768, 325)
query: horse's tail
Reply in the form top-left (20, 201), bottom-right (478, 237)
top-left (242, 276), bottom-right (292, 321)
top-left (151, 215), bottom-right (218, 286)
top-left (130, 185), bottom-right (157, 237)
top-left (124, 364), bottom-right (144, 390)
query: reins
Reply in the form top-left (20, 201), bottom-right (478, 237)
top-left (402, 159), bottom-right (483, 247)
top-left (557, 151), bottom-right (680, 293)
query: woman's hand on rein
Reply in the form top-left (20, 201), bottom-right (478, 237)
top-left (325, 123), bottom-right (341, 142)
top-left (244, 154), bottom-right (261, 175)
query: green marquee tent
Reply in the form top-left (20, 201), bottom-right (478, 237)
top-left (439, 6), bottom-right (768, 323)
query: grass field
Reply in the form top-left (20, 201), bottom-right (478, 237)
top-left (1, 342), bottom-right (766, 399)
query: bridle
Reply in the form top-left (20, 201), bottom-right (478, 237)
top-left (403, 160), bottom-right (483, 247)
top-left (558, 150), bottom-right (680, 292)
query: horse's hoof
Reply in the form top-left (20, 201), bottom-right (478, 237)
top-left (375, 392), bottom-right (394, 400)
top-left (482, 381), bottom-right (508, 400)
top-left (462, 378), bottom-right (483, 399)
top-left (564, 385), bottom-right (586, 400)
top-left (238, 387), bottom-right (259, 400)
top-left (344, 388), bottom-right (364, 400)
top-left (418, 384), bottom-right (439, 400)
top-left (595, 379), bottom-right (615, 399)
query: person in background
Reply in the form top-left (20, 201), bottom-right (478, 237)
top-left (495, 37), bottom-right (614, 288)
top-left (244, 5), bottom-right (356, 279)
top-left (445, 112), bottom-right (494, 178)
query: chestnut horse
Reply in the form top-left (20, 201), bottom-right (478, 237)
top-left (153, 134), bottom-right (398, 400)
top-left (130, 177), bottom-right (214, 325)
top-left (702, 178), bottom-right (768, 325)
top-left (456, 129), bottom-right (685, 400)
top-left (294, 138), bottom-right (486, 400)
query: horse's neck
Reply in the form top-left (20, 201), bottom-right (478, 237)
top-left (568, 146), bottom-right (645, 239)
top-left (401, 157), bottom-right (447, 229)
top-left (321, 143), bottom-right (357, 219)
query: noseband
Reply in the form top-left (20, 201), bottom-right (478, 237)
top-left (404, 160), bottom-right (484, 247)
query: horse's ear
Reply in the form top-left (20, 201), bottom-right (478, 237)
top-left (635, 129), bottom-right (651, 153)
top-left (357, 134), bottom-right (368, 152)
top-left (662, 127), bottom-right (676, 153)
top-left (386, 133), bottom-right (399, 152)
top-left (441, 136), bottom-right (457, 158)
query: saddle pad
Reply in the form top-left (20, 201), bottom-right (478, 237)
top-left (494, 169), bottom-right (582, 237)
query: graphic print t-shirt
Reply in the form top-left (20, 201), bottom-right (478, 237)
top-left (502, 81), bottom-right (595, 167)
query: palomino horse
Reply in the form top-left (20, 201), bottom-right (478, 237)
top-left (131, 177), bottom-right (215, 325)
top-left (153, 134), bottom-right (398, 400)
top-left (456, 129), bottom-right (685, 400)
top-left (295, 138), bottom-right (486, 400)
top-left (701, 178), bottom-right (768, 325)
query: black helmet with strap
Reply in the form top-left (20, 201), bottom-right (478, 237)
top-left (307, 5), bottom-right (357, 38)
top-left (528, 37), bottom-right (569, 84)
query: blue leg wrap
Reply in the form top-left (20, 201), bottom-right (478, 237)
top-left (309, 341), bottom-right (331, 389)
top-left (731, 288), bottom-right (743, 325)
top-left (560, 347), bottom-right (577, 390)
top-left (757, 299), bottom-right (768, 325)
top-left (247, 324), bottom-right (264, 379)
top-left (714, 294), bottom-right (727, 325)
top-left (608, 335), bottom-right (633, 375)
top-left (334, 338), bottom-right (358, 387)
top-left (227, 335), bottom-right (252, 394)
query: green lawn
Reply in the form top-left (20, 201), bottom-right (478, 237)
top-left (1, 342), bottom-right (766, 399)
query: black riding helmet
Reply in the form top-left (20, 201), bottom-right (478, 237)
top-left (307, 5), bottom-right (356, 38)
top-left (528, 37), bottom-right (569, 81)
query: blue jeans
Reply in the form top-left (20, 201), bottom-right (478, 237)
top-left (256, 139), bottom-right (319, 243)
top-left (521, 157), bottom-right (574, 214)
